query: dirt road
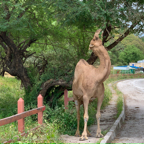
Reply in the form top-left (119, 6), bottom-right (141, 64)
top-left (112, 79), bottom-right (144, 143)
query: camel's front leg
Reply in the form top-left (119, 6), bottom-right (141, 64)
top-left (75, 99), bottom-right (81, 137)
top-left (96, 95), bottom-right (104, 138)
top-left (83, 105), bottom-right (92, 137)
top-left (80, 95), bottom-right (89, 141)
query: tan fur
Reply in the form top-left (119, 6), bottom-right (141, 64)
top-left (72, 29), bottom-right (111, 140)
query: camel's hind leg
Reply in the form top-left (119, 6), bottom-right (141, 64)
top-left (79, 95), bottom-right (89, 141)
top-left (96, 94), bottom-right (104, 138)
top-left (74, 97), bottom-right (81, 137)
top-left (87, 128), bottom-right (92, 137)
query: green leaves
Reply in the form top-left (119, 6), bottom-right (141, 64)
top-left (108, 34), bottom-right (144, 65)
top-left (55, 0), bottom-right (144, 42)
top-left (119, 45), bottom-right (144, 64)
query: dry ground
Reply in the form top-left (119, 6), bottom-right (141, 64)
top-left (4, 72), bottom-right (14, 78)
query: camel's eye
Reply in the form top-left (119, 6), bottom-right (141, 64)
top-left (95, 36), bottom-right (98, 40)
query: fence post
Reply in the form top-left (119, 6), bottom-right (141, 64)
top-left (38, 94), bottom-right (43, 125)
top-left (18, 98), bottom-right (24, 133)
top-left (64, 89), bottom-right (69, 110)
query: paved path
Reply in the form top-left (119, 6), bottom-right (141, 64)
top-left (112, 79), bottom-right (144, 143)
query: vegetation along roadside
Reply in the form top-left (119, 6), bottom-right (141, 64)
top-left (0, 74), bottom-right (144, 143)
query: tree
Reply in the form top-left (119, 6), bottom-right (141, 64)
top-left (108, 34), bottom-right (144, 65)
top-left (141, 36), bottom-right (144, 42)
top-left (0, 0), bottom-right (144, 106)
top-left (119, 45), bottom-right (144, 64)
top-left (55, 0), bottom-right (144, 64)
top-left (0, 0), bottom-right (56, 88)
top-left (121, 34), bottom-right (144, 53)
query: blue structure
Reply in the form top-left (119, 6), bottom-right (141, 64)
top-left (130, 66), bottom-right (143, 69)
top-left (114, 65), bottom-right (143, 69)
top-left (113, 65), bottom-right (140, 74)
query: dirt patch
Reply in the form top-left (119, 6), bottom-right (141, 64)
top-left (4, 72), bottom-right (14, 78)
top-left (112, 79), bottom-right (144, 143)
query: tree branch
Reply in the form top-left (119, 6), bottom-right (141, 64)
top-left (18, 7), bottom-right (29, 19)
top-left (105, 36), bottom-right (114, 42)
top-left (102, 23), bottom-right (112, 45)
top-left (4, 4), bottom-right (10, 20)
top-left (87, 23), bottom-right (138, 65)
top-left (23, 52), bottom-right (36, 63)
top-left (25, 52), bottom-right (36, 58)
top-left (18, 40), bottom-right (27, 48)
top-left (22, 39), bottom-right (37, 52)
top-left (106, 24), bottom-right (134, 50)
top-left (39, 79), bottom-right (72, 97)
top-left (0, 32), bottom-right (18, 53)
top-left (87, 52), bottom-right (98, 65)
top-left (0, 37), bottom-right (8, 51)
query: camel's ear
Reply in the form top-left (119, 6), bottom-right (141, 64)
top-left (94, 29), bottom-right (102, 38)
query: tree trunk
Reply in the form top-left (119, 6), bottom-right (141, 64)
top-left (87, 52), bottom-right (98, 65)
top-left (0, 32), bottom-right (31, 89)
top-left (39, 79), bottom-right (72, 97)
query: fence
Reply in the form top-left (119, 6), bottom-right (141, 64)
top-left (64, 89), bottom-right (74, 110)
top-left (0, 94), bottom-right (45, 133)
top-left (109, 73), bottom-right (144, 78)
top-left (0, 90), bottom-right (72, 132)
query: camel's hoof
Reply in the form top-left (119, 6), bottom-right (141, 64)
top-left (96, 133), bottom-right (103, 138)
top-left (79, 136), bottom-right (88, 141)
top-left (75, 134), bottom-right (81, 137)
top-left (75, 131), bottom-right (81, 137)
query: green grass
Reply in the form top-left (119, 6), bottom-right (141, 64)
top-left (0, 77), bottom-right (26, 142)
top-left (0, 76), bottom-right (63, 143)
top-left (96, 138), bottom-right (103, 144)
top-left (0, 75), bottom-right (113, 142)
top-left (55, 78), bottom-right (113, 136)
top-left (113, 84), bottom-right (123, 118)
top-left (15, 122), bottom-right (63, 143)
top-left (0, 76), bottom-right (24, 142)
top-left (0, 77), bottom-right (25, 118)
top-left (0, 116), bottom-right (63, 143)
top-left (116, 92), bottom-right (123, 118)
top-left (0, 73), bottom-right (144, 143)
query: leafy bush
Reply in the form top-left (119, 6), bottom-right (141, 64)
top-left (119, 45), bottom-right (144, 64)
top-left (16, 122), bottom-right (63, 143)
top-left (42, 81), bottom-right (112, 136)
top-left (24, 51), bottom-right (75, 107)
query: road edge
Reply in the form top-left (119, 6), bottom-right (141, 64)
top-left (100, 80), bottom-right (125, 144)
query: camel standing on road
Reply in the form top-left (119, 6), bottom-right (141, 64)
top-left (72, 29), bottom-right (111, 141)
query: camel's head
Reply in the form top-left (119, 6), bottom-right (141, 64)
top-left (89, 29), bottom-right (102, 50)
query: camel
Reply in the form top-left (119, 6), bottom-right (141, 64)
top-left (72, 29), bottom-right (111, 141)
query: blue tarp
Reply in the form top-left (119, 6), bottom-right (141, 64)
top-left (130, 66), bottom-right (143, 69)
top-left (113, 65), bottom-right (143, 70)
top-left (113, 66), bottom-right (129, 70)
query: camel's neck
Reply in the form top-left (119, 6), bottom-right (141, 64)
top-left (93, 45), bottom-right (111, 82)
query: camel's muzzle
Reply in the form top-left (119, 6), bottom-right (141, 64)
top-left (89, 44), bottom-right (94, 50)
